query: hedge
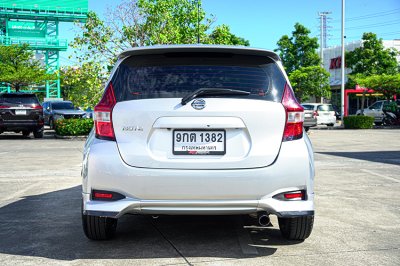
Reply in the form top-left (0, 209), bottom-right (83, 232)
top-left (55, 118), bottom-right (94, 136)
top-left (343, 115), bottom-right (374, 129)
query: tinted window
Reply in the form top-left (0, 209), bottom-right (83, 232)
top-left (111, 53), bottom-right (286, 103)
top-left (370, 102), bottom-right (383, 109)
top-left (0, 94), bottom-right (39, 105)
top-left (52, 102), bottom-right (75, 109)
top-left (302, 104), bottom-right (314, 110)
top-left (317, 105), bottom-right (333, 111)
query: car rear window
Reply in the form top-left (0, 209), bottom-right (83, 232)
top-left (317, 105), bottom-right (334, 111)
top-left (0, 94), bottom-right (39, 105)
top-left (302, 105), bottom-right (314, 110)
top-left (111, 53), bottom-right (286, 103)
top-left (52, 102), bottom-right (75, 109)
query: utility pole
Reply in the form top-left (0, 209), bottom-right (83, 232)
top-left (341, 0), bottom-right (345, 124)
top-left (197, 0), bottom-right (200, 44)
top-left (318, 11), bottom-right (331, 103)
top-left (318, 12), bottom-right (331, 67)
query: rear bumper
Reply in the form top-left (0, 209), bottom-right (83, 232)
top-left (317, 116), bottom-right (336, 125)
top-left (303, 118), bottom-right (317, 128)
top-left (0, 121), bottom-right (43, 131)
top-left (83, 195), bottom-right (314, 218)
top-left (82, 134), bottom-right (315, 217)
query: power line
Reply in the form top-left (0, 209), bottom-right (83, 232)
top-left (329, 31), bottom-right (400, 40)
top-left (331, 19), bottom-right (400, 31)
top-left (332, 8), bottom-right (400, 23)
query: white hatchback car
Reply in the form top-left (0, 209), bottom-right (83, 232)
top-left (301, 103), bottom-right (336, 126)
top-left (81, 45), bottom-right (315, 241)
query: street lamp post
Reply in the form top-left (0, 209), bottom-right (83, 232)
top-left (341, 0), bottom-right (346, 124)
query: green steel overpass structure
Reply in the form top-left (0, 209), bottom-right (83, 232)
top-left (0, 0), bottom-right (88, 98)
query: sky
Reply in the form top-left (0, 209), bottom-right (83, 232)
top-left (59, 0), bottom-right (400, 65)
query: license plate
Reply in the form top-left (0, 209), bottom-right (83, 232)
top-left (15, 110), bottom-right (27, 115)
top-left (304, 114), bottom-right (311, 118)
top-left (173, 130), bottom-right (226, 155)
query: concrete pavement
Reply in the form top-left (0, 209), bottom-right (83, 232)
top-left (0, 129), bottom-right (399, 265)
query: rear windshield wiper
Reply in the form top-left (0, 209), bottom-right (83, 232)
top-left (181, 88), bottom-right (250, 105)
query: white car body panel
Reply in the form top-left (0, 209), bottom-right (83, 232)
top-left (113, 98), bottom-right (286, 169)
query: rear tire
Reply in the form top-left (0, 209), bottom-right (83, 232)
top-left (22, 130), bottom-right (30, 137)
top-left (82, 210), bottom-right (117, 240)
top-left (304, 127), bottom-right (310, 132)
top-left (33, 130), bottom-right (44, 138)
top-left (278, 215), bottom-right (314, 241)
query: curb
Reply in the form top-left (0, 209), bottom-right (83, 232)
top-left (54, 134), bottom-right (87, 140)
top-left (309, 126), bottom-right (344, 130)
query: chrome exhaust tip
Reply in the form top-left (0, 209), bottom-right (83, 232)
top-left (257, 212), bottom-right (271, 226)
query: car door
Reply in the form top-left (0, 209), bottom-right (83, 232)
top-left (371, 101), bottom-right (383, 120)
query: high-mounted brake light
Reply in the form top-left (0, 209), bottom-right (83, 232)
top-left (282, 83), bottom-right (304, 141)
top-left (94, 83), bottom-right (116, 140)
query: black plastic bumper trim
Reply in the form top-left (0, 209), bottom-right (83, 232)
top-left (84, 210), bottom-right (119, 218)
top-left (276, 210), bottom-right (315, 218)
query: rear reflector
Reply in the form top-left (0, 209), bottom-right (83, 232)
top-left (282, 83), bottom-right (304, 141)
top-left (92, 190), bottom-right (126, 201)
top-left (284, 192), bottom-right (304, 200)
top-left (273, 190), bottom-right (306, 201)
top-left (94, 192), bottom-right (113, 199)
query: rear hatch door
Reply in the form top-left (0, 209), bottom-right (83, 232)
top-left (111, 51), bottom-right (288, 169)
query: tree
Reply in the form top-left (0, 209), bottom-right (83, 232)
top-left (346, 32), bottom-right (399, 76)
top-left (275, 23), bottom-right (330, 101)
top-left (71, 0), bottom-right (249, 68)
top-left (289, 66), bottom-right (331, 102)
top-left (346, 32), bottom-right (399, 113)
top-left (67, 0), bottom-right (249, 108)
top-left (275, 23), bottom-right (320, 75)
top-left (60, 62), bottom-right (107, 109)
top-left (0, 44), bottom-right (53, 92)
top-left (353, 74), bottom-right (400, 101)
top-left (207, 25), bottom-right (250, 46)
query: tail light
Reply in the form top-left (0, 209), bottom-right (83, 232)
top-left (282, 83), bottom-right (304, 141)
top-left (0, 105), bottom-right (9, 108)
top-left (94, 83), bottom-right (116, 140)
top-left (313, 111), bottom-right (318, 118)
top-left (32, 105), bottom-right (43, 110)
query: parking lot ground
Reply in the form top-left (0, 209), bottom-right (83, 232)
top-left (0, 129), bottom-right (399, 265)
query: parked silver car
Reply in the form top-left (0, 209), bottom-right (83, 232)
top-left (301, 104), bottom-right (317, 131)
top-left (356, 100), bottom-right (398, 125)
top-left (81, 45), bottom-right (315, 241)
